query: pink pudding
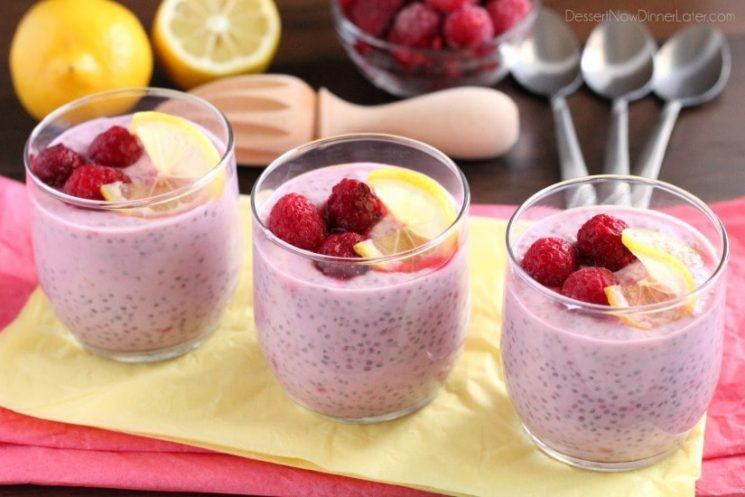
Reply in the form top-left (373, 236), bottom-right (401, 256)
top-left (252, 163), bottom-right (470, 422)
top-left (27, 114), bottom-right (243, 362)
top-left (501, 205), bottom-right (726, 467)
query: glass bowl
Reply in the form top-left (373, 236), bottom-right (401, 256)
top-left (331, 0), bottom-right (539, 97)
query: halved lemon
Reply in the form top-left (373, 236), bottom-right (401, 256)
top-left (152, 0), bottom-right (281, 89)
top-left (353, 167), bottom-right (459, 271)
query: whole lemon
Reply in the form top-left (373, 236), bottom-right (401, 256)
top-left (10, 0), bottom-right (153, 121)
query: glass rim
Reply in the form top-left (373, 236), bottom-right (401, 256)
top-left (506, 174), bottom-right (730, 315)
top-left (250, 132), bottom-right (470, 265)
top-left (24, 87), bottom-right (234, 210)
top-left (330, 0), bottom-right (540, 56)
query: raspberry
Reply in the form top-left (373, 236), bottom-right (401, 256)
top-left (426, 0), bottom-right (476, 13)
top-left (389, 3), bottom-right (441, 48)
top-left (349, 0), bottom-right (404, 37)
top-left (326, 178), bottom-right (385, 233)
top-left (268, 193), bottom-right (327, 251)
top-left (577, 214), bottom-right (636, 271)
top-left (486, 0), bottom-right (532, 36)
top-left (62, 165), bottom-right (131, 200)
top-left (30, 144), bottom-right (88, 188)
top-left (315, 232), bottom-right (368, 279)
top-left (520, 237), bottom-right (578, 287)
top-left (88, 126), bottom-right (144, 168)
top-left (560, 267), bottom-right (618, 305)
top-left (443, 5), bottom-right (495, 49)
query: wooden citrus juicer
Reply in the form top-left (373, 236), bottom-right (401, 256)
top-left (187, 74), bottom-right (520, 166)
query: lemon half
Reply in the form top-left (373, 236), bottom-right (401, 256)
top-left (153, 0), bottom-right (281, 89)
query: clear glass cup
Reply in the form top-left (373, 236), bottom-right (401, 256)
top-left (24, 88), bottom-right (243, 363)
top-left (251, 134), bottom-right (470, 423)
top-left (501, 175), bottom-right (729, 471)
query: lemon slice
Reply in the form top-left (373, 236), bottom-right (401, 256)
top-left (621, 228), bottom-right (701, 296)
top-left (101, 177), bottom-right (202, 216)
top-left (153, 0), bottom-right (281, 89)
top-left (604, 281), bottom-right (684, 329)
top-left (366, 167), bottom-right (458, 239)
top-left (130, 111), bottom-right (224, 196)
top-left (353, 216), bottom-right (429, 259)
top-left (353, 168), bottom-right (459, 271)
top-left (604, 228), bottom-right (703, 329)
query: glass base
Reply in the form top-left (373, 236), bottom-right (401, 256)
top-left (73, 327), bottom-right (216, 364)
top-left (523, 424), bottom-right (681, 472)
top-left (293, 392), bottom-right (436, 424)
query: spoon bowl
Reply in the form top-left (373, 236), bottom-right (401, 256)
top-left (633, 25), bottom-right (731, 206)
top-left (582, 16), bottom-right (656, 101)
top-left (653, 25), bottom-right (731, 105)
top-left (511, 9), bottom-right (582, 98)
top-left (511, 8), bottom-right (594, 206)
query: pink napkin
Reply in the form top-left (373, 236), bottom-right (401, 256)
top-left (1, 176), bottom-right (744, 496)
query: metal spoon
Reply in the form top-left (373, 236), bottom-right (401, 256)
top-left (581, 14), bottom-right (655, 186)
top-left (511, 8), bottom-right (595, 206)
top-left (633, 25), bottom-right (731, 207)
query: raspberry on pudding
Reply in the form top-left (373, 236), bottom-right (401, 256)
top-left (268, 193), bottom-right (327, 251)
top-left (577, 213), bottom-right (636, 271)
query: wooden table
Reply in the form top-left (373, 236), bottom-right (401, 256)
top-left (0, 0), bottom-right (743, 495)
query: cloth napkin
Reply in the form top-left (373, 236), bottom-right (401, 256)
top-left (1, 175), bottom-right (743, 496)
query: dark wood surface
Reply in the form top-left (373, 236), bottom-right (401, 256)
top-left (1, 1), bottom-right (744, 496)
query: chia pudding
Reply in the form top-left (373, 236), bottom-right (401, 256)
top-left (501, 205), bottom-right (726, 467)
top-left (252, 163), bottom-right (470, 422)
top-left (27, 114), bottom-right (243, 362)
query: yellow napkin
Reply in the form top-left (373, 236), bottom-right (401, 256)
top-left (0, 197), bottom-right (703, 497)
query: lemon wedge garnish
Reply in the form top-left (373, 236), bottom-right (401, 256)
top-left (604, 279), bottom-right (684, 329)
top-left (130, 111), bottom-right (219, 176)
top-left (130, 111), bottom-right (224, 197)
top-left (353, 167), bottom-right (459, 271)
top-left (100, 177), bottom-right (200, 216)
top-left (603, 228), bottom-right (703, 329)
top-left (366, 167), bottom-right (458, 239)
top-left (621, 228), bottom-right (700, 296)
top-left (353, 216), bottom-right (429, 260)
top-left (152, 0), bottom-right (281, 89)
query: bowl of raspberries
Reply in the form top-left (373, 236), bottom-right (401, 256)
top-left (332, 0), bottom-right (537, 97)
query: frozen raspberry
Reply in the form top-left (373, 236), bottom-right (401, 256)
top-left (560, 267), bottom-right (618, 305)
top-left (315, 232), bottom-right (368, 279)
top-left (486, 0), bottom-right (532, 36)
top-left (268, 193), bottom-right (327, 251)
top-left (87, 126), bottom-right (143, 168)
top-left (30, 144), bottom-right (88, 187)
top-left (443, 5), bottom-right (495, 49)
top-left (326, 178), bottom-right (385, 234)
top-left (426, 0), bottom-right (476, 13)
top-left (62, 165), bottom-right (131, 200)
top-left (577, 214), bottom-right (636, 271)
top-left (520, 237), bottom-right (578, 287)
top-left (389, 3), bottom-right (441, 48)
top-left (349, 0), bottom-right (404, 37)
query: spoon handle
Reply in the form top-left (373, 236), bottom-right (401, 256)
top-left (602, 98), bottom-right (632, 205)
top-left (605, 98), bottom-right (630, 175)
top-left (632, 100), bottom-right (683, 207)
top-left (551, 95), bottom-right (596, 207)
